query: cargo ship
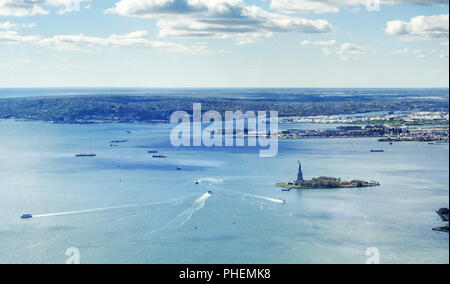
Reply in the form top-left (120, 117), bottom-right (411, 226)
top-left (76, 153), bottom-right (97, 157)
top-left (109, 140), bottom-right (128, 143)
top-left (152, 155), bottom-right (167, 158)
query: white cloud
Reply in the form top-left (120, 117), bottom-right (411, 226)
top-left (301, 39), bottom-right (338, 46)
top-left (0, 31), bottom-right (40, 44)
top-left (390, 47), bottom-right (449, 59)
top-left (0, 21), bottom-right (15, 30)
top-left (0, 21), bottom-right (36, 30)
top-left (386, 14), bottom-right (449, 40)
top-left (106, 0), bottom-right (333, 44)
top-left (390, 48), bottom-right (410, 54)
top-left (271, 0), bottom-right (448, 14)
top-left (336, 42), bottom-right (366, 60)
top-left (49, 64), bottom-right (96, 69)
top-left (0, 58), bottom-right (33, 68)
top-left (302, 39), bottom-right (366, 60)
top-left (0, 0), bottom-right (91, 17)
top-left (271, 0), bottom-right (353, 14)
top-left (0, 30), bottom-right (218, 54)
top-left (321, 47), bottom-right (333, 55)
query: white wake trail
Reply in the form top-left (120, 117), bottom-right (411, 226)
top-left (196, 178), bottom-right (223, 184)
top-left (249, 195), bottom-right (285, 204)
top-left (227, 190), bottom-right (285, 204)
top-left (31, 197), bottom-right (190, 219)
top-left (33, 204), bottom-right (139, 218)
top-left (174, 192), bottom-right (213, 229)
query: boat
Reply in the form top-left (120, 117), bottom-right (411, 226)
top-left (76, 153), bottom-right (96, 157)
top-left (280, 198), bottom-right (286, 204)
top-left (370, 150), bottom-right (385, 153)
top-left (152, 155), bottom-right (167, 158)
top-left (176, 167), bottom-right (182, 171)
top-left (21, 214), bottom-right (32, 219)
top-left (437, 208), bottom-right (449, 222)
top-left (208, 191), bottom-right (214, 195)
top-left (195, 180), bottom-right (200, 185)
top-left (109, 140), bottom-right (128, 144)
top-left (148, 151), bottom-right (158, 154)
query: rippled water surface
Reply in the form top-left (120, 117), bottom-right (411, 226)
top-left (0, 120), bottom-right (448, 264)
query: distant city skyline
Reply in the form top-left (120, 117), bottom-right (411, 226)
top-left (0, 0), bottom-right (449, 88)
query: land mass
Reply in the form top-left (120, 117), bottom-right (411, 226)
top-left (0, 90), bottom-right (448, 124)
top-left (277, 176), bottom-right (380, 190)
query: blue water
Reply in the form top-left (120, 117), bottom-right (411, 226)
top-left (0, 120), bottom-right (448, 264)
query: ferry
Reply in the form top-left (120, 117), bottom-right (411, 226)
top-left (76, 153), bottom-right (97, 157)
top-left (21, 214), bottom-right (33, 219)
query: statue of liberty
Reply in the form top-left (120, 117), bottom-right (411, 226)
top-left (297, 161), bottom-right (304, 182)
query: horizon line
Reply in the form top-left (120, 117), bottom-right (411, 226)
top-left (0, 86), bottom-right (449, 90)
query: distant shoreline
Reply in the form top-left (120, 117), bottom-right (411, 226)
top-left (1, 92), bottom-right (448, 125)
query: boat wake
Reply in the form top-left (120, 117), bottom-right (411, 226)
top-left (196, 178), bottom-right (223, 184)
top-left (31, 197), bottom-right (188, 219)
top-left (227, 190), bottom-right (285, 205)
top-left (32, 204), bottom-right (139, 218)
top-left (250, 195), bottom-right (285, 204)
top-left (172, 192), bottom-right (213, 229)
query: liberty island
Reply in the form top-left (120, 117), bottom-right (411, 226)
top-left (276, 161), bottom-right (380, 190)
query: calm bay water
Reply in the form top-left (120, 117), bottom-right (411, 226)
top-left (0, 119), bottom-right (448, 264)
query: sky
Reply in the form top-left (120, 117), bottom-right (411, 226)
top-left (0, 0), bottom-right (448, 88)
